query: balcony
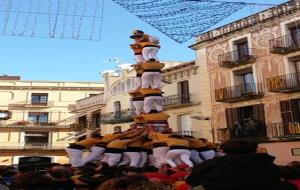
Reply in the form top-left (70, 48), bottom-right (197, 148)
top-left (70, 93), bottom-right (105, 113)
top-left (218, 48), bottom-right (255, 68)
top-left (9, 100), bottom-right (54, 108)
top-left (270, 34), bottom-right (300, 54)
top-left (217, 126), bottom-right (267, 142)
top-left (0, 120), bottom-right (77, 132)
top-left (215, 83), bottom-right (264, 103)
top-left (267, 72), bottom-right (300, 93)
top-left (0, 142), bottom-right (69, 150)
top-left (269, 123), bottom-right (300, 139)
top-left (163, 94), bottom-right (194, 108)
top-left (100, 109), bottom-right (135, 124)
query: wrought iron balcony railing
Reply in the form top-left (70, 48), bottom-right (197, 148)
top-left (269, 122), bottom-right (300, 139)
top-left (0, 142), bottom-right (69, 150)
top-left (218, 48), bottom-right (255, 68)
top-left (100, 109), bottom-right (135, 124)
top-left (9, 100), bottom-right (54, 107)
top-left (217, 125), bottom-right (267, 142)
top-left (163, 94), bottom-right (193, 107)
top-left (215, 83), bottom-right (264, 103)
top-left (269, 34), bottom-right (300, 54)
top-left (0, 120), bottom-right (77, 130)
top-left (267, 72), bottom-right (300, 93)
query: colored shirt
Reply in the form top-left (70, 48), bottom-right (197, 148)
top-left (127, 138), bottom-right (144, 148)
top-left (106, 139), bottom-right (132, 149)
top-left (166, 138), bottom-right (189, 148)
top-left (186, 138), bottom-right (205, 149)
top-left (76, 138), bottom-right (103, 149)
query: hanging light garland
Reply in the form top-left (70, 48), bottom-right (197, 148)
top-left (0, 0), bottom-right (104, 41)
top-left (111, 0), bottom-right (278, 43)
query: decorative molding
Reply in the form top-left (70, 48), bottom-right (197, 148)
top-left (0, 86), bottom-right (103, 91)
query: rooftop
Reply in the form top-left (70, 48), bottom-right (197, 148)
top-left (190, 0), bottom-right (300, 50)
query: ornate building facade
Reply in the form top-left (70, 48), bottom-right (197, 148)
top-left (190, 0), bottom-right (300, 165)
top-left (0, 76), bottom-right (103, 165)
top-left (72, 61), bottom-right (213, 141)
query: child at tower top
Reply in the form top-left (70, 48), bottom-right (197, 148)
top-left (130, 30), bottom-right (160, 62)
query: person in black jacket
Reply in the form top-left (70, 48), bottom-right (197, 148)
top-left (186, 139), bottom-right (296, 190)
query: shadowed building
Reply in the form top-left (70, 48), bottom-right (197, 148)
top-left (190, 0), bottom-right (300, 165)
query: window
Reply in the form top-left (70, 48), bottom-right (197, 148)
top-left (233, 68), bottom-right (255, 91)
top-left (233, 38), bottom-right (249, 60)
top-left (280, 99), bottom-right (300, 124)
top-left (113, 101), bottom-right (121, 118)
top-left (289, 26), bottom-right (300, 46)
top-left (178, 80), bottom-right (190, 103)
top-left (113, 101), bottom-right (121, 113)
top-left (225, 104), bottom-right (266, 138)
top-left (28, 112), bottom-right (48, 124)
top-left (0, 110), bottom-right (11, 120)
top-left (179, 114), bottom-right (192, 135)
top-left (31, 93), bottom-right (48, 105)
top-left (24, 132), bottom-right (49, 145)
top-left (114, 126), bottom-right (122, 133)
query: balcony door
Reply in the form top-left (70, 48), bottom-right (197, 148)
top-left (233, 38), bottom-right (249, 60)
top-left (24, 132), bottom-right (49, 148)
top-left (178, 80), bottom-right (190, 103)
top-left (178, 114), bottom-right (192, 136)
top-left (28, 112), bottom-right (48, 125)
top-left (289, 26), bottom-right (300, 46)
top-left (113, 101), bottom-right (121, 119)
top-left (234, 68), bottom-right (255, 96)
top-left (31, 93), bottom-right (48, 105)
top-left (225, 104), bottom-right (266, 138)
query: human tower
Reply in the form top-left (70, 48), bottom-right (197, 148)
top-left (65, 30), bottom-right (217, 169)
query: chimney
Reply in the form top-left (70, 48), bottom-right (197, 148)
top-left (0, 75), bottom-right (21, 80)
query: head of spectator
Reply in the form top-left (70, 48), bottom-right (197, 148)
top-left (287, 161), bottom-right (300, 168)
top-left (14, 171), bottom-right (53, 190)
top-left (220, 139), bottom-right (258, 154)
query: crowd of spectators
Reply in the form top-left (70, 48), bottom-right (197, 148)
top-left (0, 139), bottom-right (299, 190)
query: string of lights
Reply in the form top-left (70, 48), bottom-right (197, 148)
top-left (0, 0), bottom-right (104, 41)
top-left (111, 0), bottom-right (280, 43)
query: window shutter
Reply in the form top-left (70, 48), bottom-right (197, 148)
top-left (280, 100), bottom-right (293, 124)
top-left (253, 104), bottom-right (265, 124)
top-left (226, 108), bottom-right (238, 128)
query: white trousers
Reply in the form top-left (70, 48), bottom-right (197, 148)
top-left (200, 150), bottom-right (216, 160)
top-left (135, 55), bottom-right (144, 63)
top-left (81, 146), bottom-right (105, 166)
top-left (148, 154), bottom-right (156, 166)
top-left (133, 100), bottom-right (144, 115)
top-left (190, 150), bottom-right (203, 165)
top-left (134, 77), bottom-right (142, 90)
top-left (142, 47), bottom-right (159, 61)
top-left (65, 148), bottom-right (83, 168)
top-left (103, 153), bottom-right (122, 166)
top-left (153, 146), bottom-right (169, 168)
top-left (119, 152), bottom-right (141, 167)
top-left (143, 96), bottom-right (163, 113)
top-left (141, 72), bottom-right (162, 89)
top-left (138, 151), bottom-right (148, 168)
top-left (165, 149), bottom-right (193, 168)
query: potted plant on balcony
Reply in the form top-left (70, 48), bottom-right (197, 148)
top-left (16, 121), bottom-right (29, 126)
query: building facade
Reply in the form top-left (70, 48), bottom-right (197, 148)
top-left (0, 77), bottom-right (103, 165)
top-left (191, 0), bottom-right (300, 165)
top-left (72, 62), bottom-right (213, 141)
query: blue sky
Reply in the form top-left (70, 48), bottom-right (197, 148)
top-left (0, 0), bottom-right (287, 82)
